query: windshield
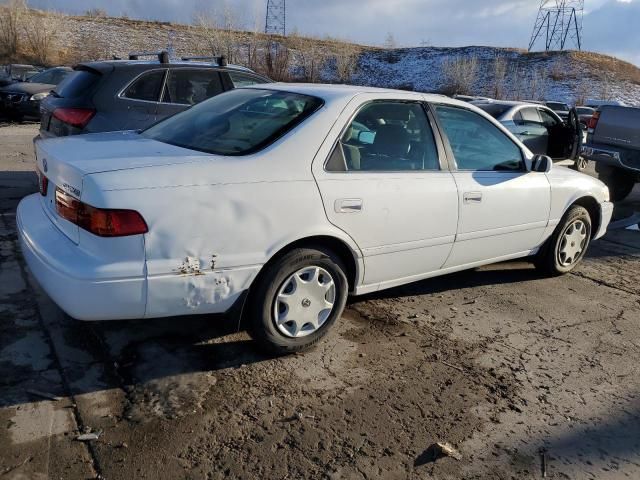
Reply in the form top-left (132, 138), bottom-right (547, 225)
top-left (546, 102), bottom-right (569, 111)
top-left (474, 103), bottom-right (512, 119)
top-left (576, 107), bottom-right (594, 115)
top-left (143, 88), bottom-right (324, 156)
top-left (28, 69), bottom-right (70, 85)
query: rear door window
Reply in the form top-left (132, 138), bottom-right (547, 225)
top-left (162, 69), bottom-right (223, 105)
top-left (122, 70), bottom-right (165, 102)
top-left (326, 101), bottom-right (440, 172)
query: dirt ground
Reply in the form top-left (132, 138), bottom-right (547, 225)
top-left (1, 123), bottom-right (639, 480)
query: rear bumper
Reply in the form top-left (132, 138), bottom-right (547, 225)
top-left (17, 193), bottom-right (255, 321)
top-left (17, 194), bottom-right (147, 320)
top-left (595, 201), bottom-right (614, 240)
top-left (582, 144), bottom-right (640, 173)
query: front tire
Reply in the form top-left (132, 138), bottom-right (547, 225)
top-left (535, 205), bottom-right (592, 276)
top-left (248, 247), bottom-right (348, 354)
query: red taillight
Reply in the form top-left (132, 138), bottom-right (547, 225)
top-left (55, 188), bottom-right (148, 237)
top-left (587, 111), bottom-right (600, 130)
top-left (52, 107), bottom-right (96, 128)
top-left (36, 167), bottom-right (48, 196)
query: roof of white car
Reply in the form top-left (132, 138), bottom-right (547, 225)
top-left (473, 100), bottom-right (530, 107)
top-left (251, 83), bottom-right (457, 105)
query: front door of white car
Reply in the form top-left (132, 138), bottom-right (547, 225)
top-left (432, 105), bottom-right (551, 267)
top-left (312, 95), bottom-right (459, 290)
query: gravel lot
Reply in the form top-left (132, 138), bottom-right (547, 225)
top-left (1, 123), bottom-right (639, 479)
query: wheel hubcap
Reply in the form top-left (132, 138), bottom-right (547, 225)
top-left (558, 220), bottom-right (588, 267)
top-left (274, 266), bottom-right (336, 338)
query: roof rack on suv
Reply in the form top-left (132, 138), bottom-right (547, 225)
top-left (128, 50), bottom-right (170, 64)
top-left (181, 55), bottom-right (228, 67)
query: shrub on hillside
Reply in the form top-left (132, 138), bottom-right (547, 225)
top-left (0, 0), bottom-right (25, 56)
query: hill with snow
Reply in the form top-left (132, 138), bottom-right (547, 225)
top-left (5, 11), bottom-right (640, 106)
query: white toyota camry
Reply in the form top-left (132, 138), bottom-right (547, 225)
top-left (18, 84), bottom-right (613, 353)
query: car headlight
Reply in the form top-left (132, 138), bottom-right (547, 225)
top-left (30, 92), bottom-right (49, 101)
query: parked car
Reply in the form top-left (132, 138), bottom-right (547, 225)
top-left (545, 101), bottom-right (571, 121)
top-left (452, 94), bottom-right (492, 103)
top-left (474, 100), bottom-right (584, 168)
top-left (18, 85), bottom-right (612, 353)
top-left (575, 106), bottom-right (595, 129)
top-left (0, 64), bottom-right (41, 87)
top-left (39, 53), bottom-right (272, 138)
top-left (585, 99), bottom-right (625, 109)
top-left (0, 67), bottom-right (72, 120)
top-left (582, 105), bottom-right (640, 201)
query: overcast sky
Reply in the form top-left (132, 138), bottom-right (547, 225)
top-left (29, 0), bottom-right (640, 65)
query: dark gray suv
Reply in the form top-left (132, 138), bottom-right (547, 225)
top-left (39, 55), bottom-right (271, 138)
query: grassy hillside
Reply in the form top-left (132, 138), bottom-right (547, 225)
top-left (2, 8), bottom-right (639, 105)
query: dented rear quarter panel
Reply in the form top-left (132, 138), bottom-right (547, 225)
top-left (82, 98), bottom-right (364, 318)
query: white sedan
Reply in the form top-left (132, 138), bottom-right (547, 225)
top-left (17, 84), bottom-right (613, 353)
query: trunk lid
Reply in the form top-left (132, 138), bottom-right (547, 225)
top-left (35, 131), bottom-right (209, 243)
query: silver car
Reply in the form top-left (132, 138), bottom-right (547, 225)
top-left (474, 100), bottom-right (582, 163)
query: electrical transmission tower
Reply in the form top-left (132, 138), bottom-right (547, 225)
top-left (265, 0), bottom-right (286, 36)
top-left (528, 0), bottom-right (584, 52)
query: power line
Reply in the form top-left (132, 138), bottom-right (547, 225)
top-left (528, 0), bottom-right (584, 52)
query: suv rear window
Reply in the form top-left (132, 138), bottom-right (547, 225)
top-left (143, 88), bottom-right (323, 156)
top-left (54, 70), bottom-right (100, 98)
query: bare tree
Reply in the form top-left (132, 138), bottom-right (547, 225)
top-left (194, 2), bottom-right (243, 63)
top-left (264, 42), bottom-right (291, 81)
top-left (289, 33), bottom-right (327, 83)
top-left (23, 12), bottom-right (60, 65)
top-left (441, 56), bottom-right (478, 96)
top-left (0, 0), bottom-right (26, 56)
top-left (522, 67), bottom-right (548, 101)
top-left (334, 43), bottom-right (360, 83)
top-left (492, 55), bottom-right (508, 99)
top-left (600, 72), bottom-right (612, 101)
top-left (384, 32), bottom-right (397, 50)
top-left (84, 8), bottom-right (107, 18)
top-left (73, 30), bottom-right (110, 62)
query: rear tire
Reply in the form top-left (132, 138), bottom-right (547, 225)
top-left (535, 205), bottom-right (592, 276)
top-left (248, 247), bottom-right (348, 354)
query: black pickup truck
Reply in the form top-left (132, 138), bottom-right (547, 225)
top-left (582, 105), bottom-right (640, 201)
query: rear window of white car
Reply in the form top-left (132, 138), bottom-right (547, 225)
top-left (143, 88), bottom-right (323, 156)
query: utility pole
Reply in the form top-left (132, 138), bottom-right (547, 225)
top-left (265, 0), bottom-right (286, 36)
top-left (528, 0), bottom-right (584, 52)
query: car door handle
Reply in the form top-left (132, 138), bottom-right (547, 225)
top-left (463, 192), bottom-right (482, 204)
top-left (335, 198), bottom-right (363, 213)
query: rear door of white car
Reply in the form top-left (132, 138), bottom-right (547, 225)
top-left (432, 104), bottom-right (551, 267)
top-left (312, 93), bottom-right (459, 290)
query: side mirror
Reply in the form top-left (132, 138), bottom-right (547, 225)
top-left (531, 154), bottom-right (553, 173)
